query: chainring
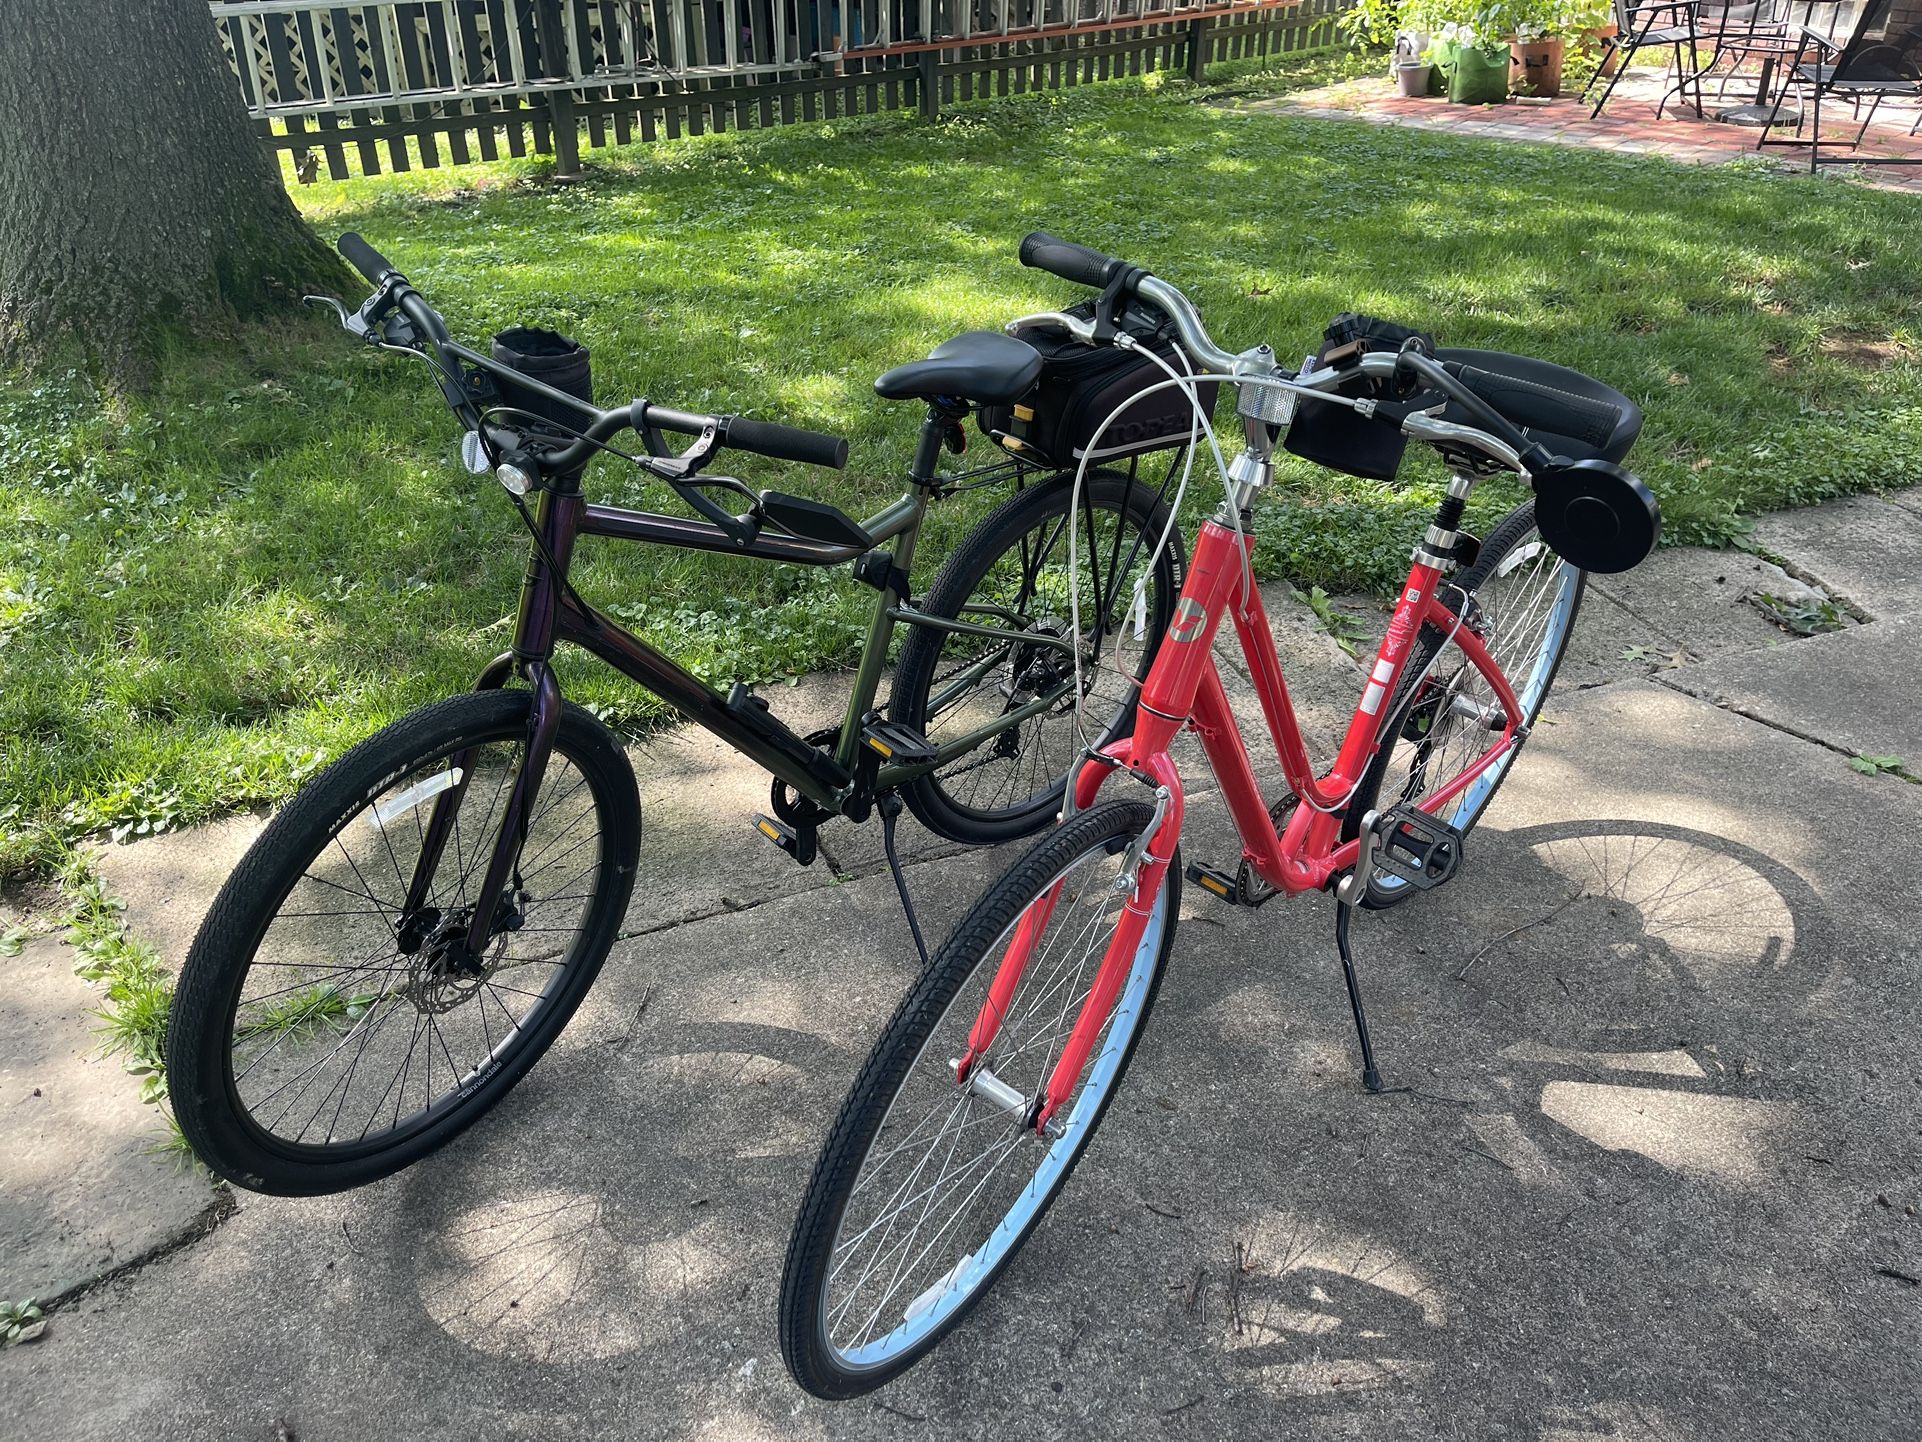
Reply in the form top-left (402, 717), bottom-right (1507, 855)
top-left (1236, 792), bottom-right (1301, 906)
top-left (770, 727), bottom-right (840, 827)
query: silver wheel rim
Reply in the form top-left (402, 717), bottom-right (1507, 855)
top-left (1372, 538), bottom-right (1579, 899)
top-left (817, 838), bottom-right (1168, 1372)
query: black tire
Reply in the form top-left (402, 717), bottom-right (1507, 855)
top-left (1346, 500), bottom-right (1586, 907)
top-left (892, 470), bottom-right (1181, 846)
top-left (780, 800), bottom-right (1180, 1398)
top-left (166, 689), bottom-right (640, 1195)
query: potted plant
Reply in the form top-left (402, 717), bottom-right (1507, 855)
top-left (1567, 0), bottom-right (1620, 84)
top-left (1509, 18), bottom-right (1567, 97)
top-left (1334, 0), bottom-right (1448, 91)
top-left (1434, 20), bottom-right (1512, 104)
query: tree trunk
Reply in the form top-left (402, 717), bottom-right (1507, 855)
top-left (0, 0), bottom-right (351, 384)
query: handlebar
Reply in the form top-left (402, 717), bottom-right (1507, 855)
top-left (1017, 229), bottom-right (1579, 479)
top-left (1018, 232), bottom-right (1139, 291)
top-left (718, 415), bottom-right (849, 471)
top-left (322, 233), bottom-right (849, 494)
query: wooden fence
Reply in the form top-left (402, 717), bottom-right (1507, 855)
top-left (209, 0), bottom-right (1348, 178)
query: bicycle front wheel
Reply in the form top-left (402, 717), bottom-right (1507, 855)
top-left (1349, 499), bottom-right (1585, 907)
top-left (166, 689), bottom-right (640, 1195)
top-left (892, 470), bottom-right (1181, 845)
top-left (780, 800), bottom-right (1180, 1398)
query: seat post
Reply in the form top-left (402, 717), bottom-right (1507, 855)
top-left (906, 403), bottom-right (953, 490)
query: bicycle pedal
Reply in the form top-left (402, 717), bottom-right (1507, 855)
top-left (753, 813), bottom-right (817, 867)
top-left (1184, 861), bottom-right (1242, 905)
top-left (860, 718), bottom-right (937, 767)
top-left (1370, 805), bottom-right (1463, 891)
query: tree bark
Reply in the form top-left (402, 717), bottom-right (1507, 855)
top-left (0, 0), bottom-right (351, 384)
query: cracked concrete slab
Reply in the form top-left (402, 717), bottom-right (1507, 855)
top-left (1747, 492), bottom-right (1922, 620)
top-left (1582, 547), bottom-right (1842, 667)
top-left (0, 937), bottom-right (217, 1303)
top-left (1661, 615), bottom-right (1922, 765)
top-left (16, 491), bottom-right (1922, 1437)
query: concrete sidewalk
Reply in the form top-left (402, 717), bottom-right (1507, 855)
top-left (3, 491), bottom-right (1919, 1441)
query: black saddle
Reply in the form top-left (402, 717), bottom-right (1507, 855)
top-left (874, 331), bottom-right (1043, 407)
top-left (1433, 349), bottom-right (1643, 465)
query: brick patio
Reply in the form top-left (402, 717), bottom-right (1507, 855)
top-left (1252, 64), bottom-right (1922, 195)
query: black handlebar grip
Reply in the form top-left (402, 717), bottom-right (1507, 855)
top-left (1451, 363), bottom-right (1622, 453)
top-left (338, 232), bottom-right (397, 285)
top-left (1018, 232), bottom-right (1130, 290)
top-left (723, 416), bottom-right (850, 471)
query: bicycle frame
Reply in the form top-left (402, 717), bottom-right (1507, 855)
top-left (964, 506), bottom-right (1528, 1130)
top-left (403, 409), bottom-right (1115, 956)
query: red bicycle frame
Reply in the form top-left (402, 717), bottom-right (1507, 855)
top-left (962, 512), bottom-right (1528, 1129)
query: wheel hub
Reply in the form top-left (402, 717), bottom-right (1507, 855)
top-left (397, 893), bottom-right (525, 1014)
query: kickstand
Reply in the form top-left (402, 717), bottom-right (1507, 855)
top-left (878, 795), bottom-right (931, 969)
top-left (1334, 900), bottom-right (1384, 1093)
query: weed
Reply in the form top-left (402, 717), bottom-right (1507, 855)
top-left (1752, 591), bottom-right (1848, 636)
top-left (61, 850), bottom-right (175, 1110)
top-left (1848, 753), bottom-right (1906, 777)
top-left (1297, 584), bottom-right (1373, 658)
top-left (2, 1298), bottom-right (46, 1346)
top-left (233, 981), bottom-right (377, 1041)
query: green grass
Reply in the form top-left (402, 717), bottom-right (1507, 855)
top-left (5, 53), bottom-right (1922, 875)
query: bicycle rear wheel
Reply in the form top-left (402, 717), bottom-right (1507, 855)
top-left (166, 689), bottom-right (640, 1194)
top-left (1349, 500), bottom-right (1584, 906)
top-left (780, 800), bottom-right (1179, 1398)
top-left (892, 471), bottom-right (1180, 845)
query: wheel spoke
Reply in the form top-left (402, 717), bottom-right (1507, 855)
top-left (812, 819), bottom-right (1166, 1366)
top-left (218, 726), bottom-right (612, 1159)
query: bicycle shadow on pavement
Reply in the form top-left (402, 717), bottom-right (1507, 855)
top-left (1114, 674), bottom-right (1921, 1439)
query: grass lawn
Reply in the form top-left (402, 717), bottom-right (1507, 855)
top-left (5, 52), bottom-right (1922, 877)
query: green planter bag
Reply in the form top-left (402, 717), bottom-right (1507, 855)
top-left (1449, 43), bottom-right (1510, 103)
top-left (1426, 38), bottom-right (1457, 95)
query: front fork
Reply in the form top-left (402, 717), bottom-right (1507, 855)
top-left (397, 659), bottom-right (561, 960)
top-left (402, 487), bottom-right (580, 958)
top-left (957, 745), bottom-right (1184, 1134)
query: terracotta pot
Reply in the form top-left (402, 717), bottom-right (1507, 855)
top-left (1579, 23), bottom-right (1622, 79)
top-left (1509, 36), bottom-right (1567, 98)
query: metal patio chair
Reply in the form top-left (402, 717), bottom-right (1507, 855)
top-left (1759, 0), bottom-right (1922, 169)
top-left (1692, 0), bottom-right (1852, 125)
top-left (1585, 0), bottom-right (1708, 118)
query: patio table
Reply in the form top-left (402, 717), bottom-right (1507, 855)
top-left (1704, 0), bottom-right (1849, 124)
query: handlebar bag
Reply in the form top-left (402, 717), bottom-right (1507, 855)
top-left (1282, 313), bottom-right (1434, 483)
top-left (490, 326), bottom-right (594, 433)
top-left (980, 298), bottom-right (1219, 469)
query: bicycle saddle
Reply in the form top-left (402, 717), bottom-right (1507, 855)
top-left (1433, 349), bottom-right (1643, 464)
top-left (874, 331), bottom-right (1043, 407)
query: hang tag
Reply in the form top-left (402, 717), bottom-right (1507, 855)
top-left (1130, 589), bottom-right (1148, 641)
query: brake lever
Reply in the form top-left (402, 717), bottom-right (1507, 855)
top-left (303, 294), bottom-right (371, 340)
top-left (633, 415), bottom-right (723, 480)
top-left (1004, 310), bottom-right (1099, 346)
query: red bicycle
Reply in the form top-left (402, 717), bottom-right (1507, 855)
top-left (779, 234), bottom-right (1663, 1397)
